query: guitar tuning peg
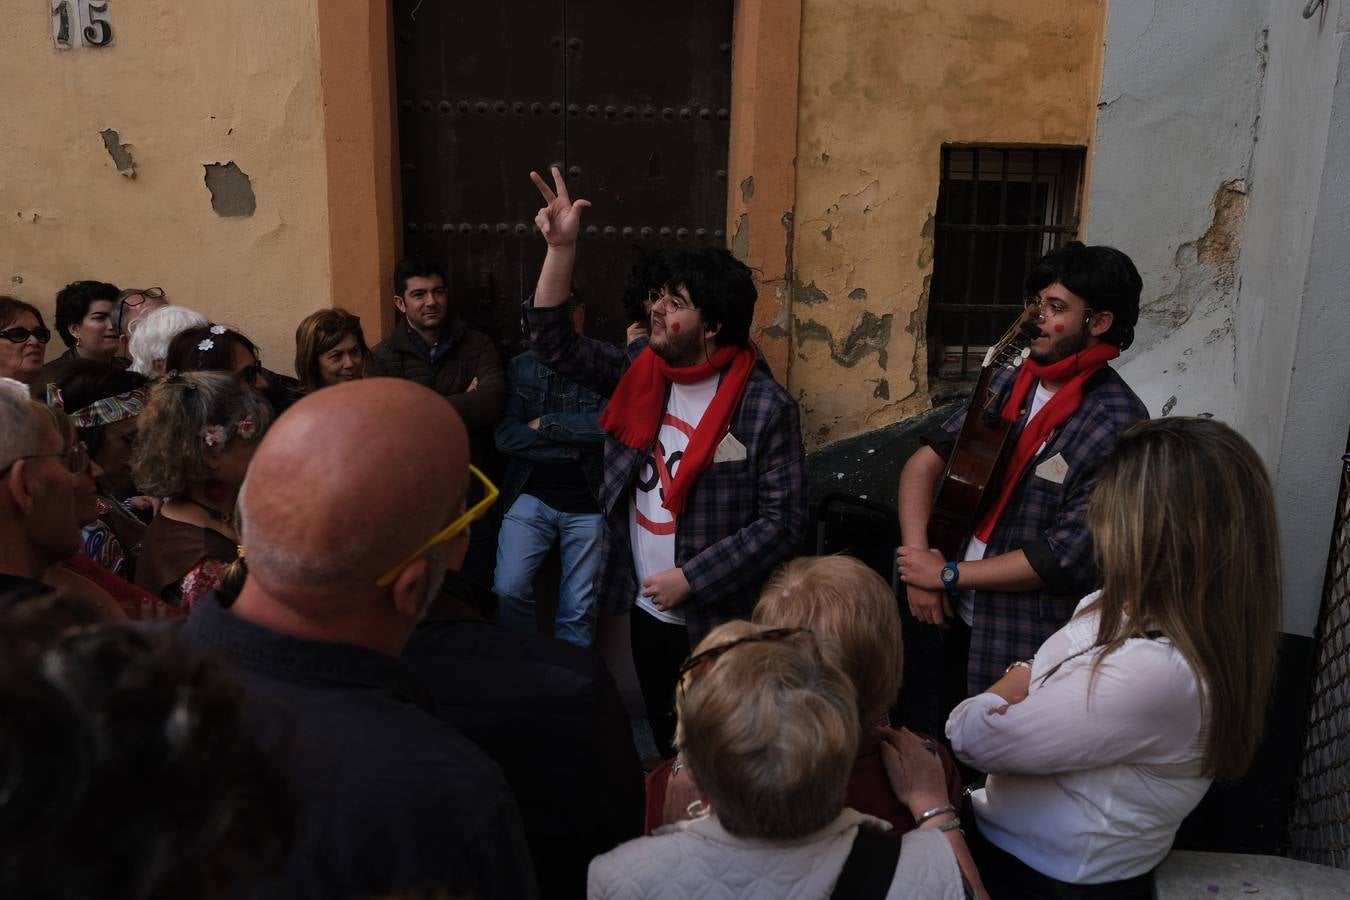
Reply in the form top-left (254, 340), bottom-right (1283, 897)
top-left (1020, 347), bottom-right (1031, 359)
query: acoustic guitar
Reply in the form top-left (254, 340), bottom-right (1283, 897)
top-left (927, 306), bottom-right (1042, 559)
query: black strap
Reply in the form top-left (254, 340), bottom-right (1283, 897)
top-left (830, 826), bottom-right (901, 900)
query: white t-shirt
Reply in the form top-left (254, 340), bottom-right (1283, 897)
top-left (946, 592), bottom-right (1209, 883)
top-left (630, 375), bottom-right (719, 625)
top-left (956, 383), bottom-right (1055, 625)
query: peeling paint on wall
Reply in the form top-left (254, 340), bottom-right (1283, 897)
top-left (740, 175), bottom-right (755, 203)
top-left (795, 310), bottom-right (893, 369)
top-left (849, 288), bottom-right (868, 301)
top-left (730, 213), bottom-right (750, 261)
top-left (1140, 180), bottom-right (1249, 333)
top-left (204, 162), bottom-right (257, 218)
top-left (99, 129), bottom-right (136, 178)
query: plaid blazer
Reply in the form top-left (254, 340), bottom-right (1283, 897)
top-left (922, 365), bottom-right (1148, 694)
top-left (527, 302), bottom-right (808, 645)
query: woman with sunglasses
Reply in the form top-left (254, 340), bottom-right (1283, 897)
top-left (590, 621), bottom-right (982, 899)
top-left (293, 308), bottom-right (370, 393)
top-left (131, 371), bottom-right (272, 610)
top-left (0, 296), bottom-right (52, 385)
top-left (165, 323), bottom-right (302, 415)
top-left (945, 418), bottom-right (1281, 898)
top-left (37, 405), bottom-right (179, 620)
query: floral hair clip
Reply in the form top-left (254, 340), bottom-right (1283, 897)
top-left (197, 338), bottom-right (215, 352)
top-left (236, 414), bottom-right (258, 440)
top-left (201, 424), bottom-right (227, 448)
top-left (209, 324), bottom-right (227, 335)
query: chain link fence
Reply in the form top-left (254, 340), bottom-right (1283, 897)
top-left (1289, 451), bottom-right (1350, 866)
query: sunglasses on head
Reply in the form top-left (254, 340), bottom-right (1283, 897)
top-left (676, 627), bottom-right (810, 696)
top-left (118, 287), bottom-right (165, 307)
top-left (0, 326), bottom-right (52, 344)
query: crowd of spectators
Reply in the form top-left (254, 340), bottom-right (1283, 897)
top-left (0, 186), bottom-right (1282, 899)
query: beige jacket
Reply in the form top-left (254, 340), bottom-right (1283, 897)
top-left (587, 808), bottom-right (964, 900)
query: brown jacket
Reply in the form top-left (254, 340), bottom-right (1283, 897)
top-left (368, 316), bottom-right (505, 467)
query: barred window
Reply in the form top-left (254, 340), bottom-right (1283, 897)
top-left (927, 146), bottom-right (1085, 382)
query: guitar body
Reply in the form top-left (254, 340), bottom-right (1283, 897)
top-left (928, 368), bottom-right (1019, 558)
top-left (926, 307), bottom-right (1040, 559)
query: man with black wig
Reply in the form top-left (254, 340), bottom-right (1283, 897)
top-left (525, 166), bottom-right (807, 757)
top-left (896, 241), bottom-right (1148, 712)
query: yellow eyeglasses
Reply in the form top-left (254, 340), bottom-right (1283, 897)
top-left (375, 464), bottom-right (499, 588)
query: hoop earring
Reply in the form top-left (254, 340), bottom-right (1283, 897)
top-left (686, 799), bottom-right (711, 819)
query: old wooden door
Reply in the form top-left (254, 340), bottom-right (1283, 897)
top-left (392, 1), bottom-right (735, 353)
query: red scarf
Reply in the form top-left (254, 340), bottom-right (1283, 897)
top-left (601, 343), bottom-right (758, 517)
top-left (973, 342), bottom-right (1120, 543)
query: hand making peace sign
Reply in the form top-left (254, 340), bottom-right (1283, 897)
top-left (530, 165), bottom-right (592, 248)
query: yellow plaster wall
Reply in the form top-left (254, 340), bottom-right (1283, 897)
top-left (790, 0), bottom-right (1105, 447)
top-left (0, 1), bottom-right (332, 372)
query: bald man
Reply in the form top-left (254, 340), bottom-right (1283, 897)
top-left (180, 379), bottom-right (537, 900)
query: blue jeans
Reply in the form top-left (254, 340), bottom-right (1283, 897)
top-left (493, 493), bottom-right (602, 647)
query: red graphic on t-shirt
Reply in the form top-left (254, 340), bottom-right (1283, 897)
top-left (635, 413), bottom-right (695, 536)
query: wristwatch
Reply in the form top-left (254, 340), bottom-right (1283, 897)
top-left (940, 561), bottom-right (960, 594)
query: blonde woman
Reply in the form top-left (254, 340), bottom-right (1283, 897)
top-left (947, 417), bottom-right (1281, 898)
top-left (590, 621), bottom-right (982, 899)
top-left (131, 371), bottom-right (272, 609)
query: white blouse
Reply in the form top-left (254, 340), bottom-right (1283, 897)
top-left (946, 592), bottom-right (1210, 884)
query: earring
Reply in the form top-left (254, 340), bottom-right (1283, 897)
top-left (685, 799), bottom-right (711, 819)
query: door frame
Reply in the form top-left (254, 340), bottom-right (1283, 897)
top-left (316, 0), bottom-right (802, 378)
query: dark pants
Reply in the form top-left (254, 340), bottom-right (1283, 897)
top-left (630, 608), bottom-right (690, 759)
top-left (963, 796), bottom-right (1152, 900)
top-left (940, 616), bottom-right (974, 719)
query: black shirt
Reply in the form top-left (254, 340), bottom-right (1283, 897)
top-left (179, 594), bottom-right (538, 900)
top-left (403, 617), bottom-right (643, 900)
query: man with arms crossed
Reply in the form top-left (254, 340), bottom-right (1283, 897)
top-left (525, 166), bottom-right (807, 757)
top-left (897, 242), bottom-right (1148, 711)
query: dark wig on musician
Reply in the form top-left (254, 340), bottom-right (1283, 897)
top-left (666, 248), bottom-right (756, 348)
top-left (1025, 242), bottom-right (1142, 351)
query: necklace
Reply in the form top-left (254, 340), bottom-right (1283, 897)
top-left (176, 497), bottom-right (234, 527)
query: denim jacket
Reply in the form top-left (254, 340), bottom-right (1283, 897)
top-left (495, 351), bottom-right (607, 512)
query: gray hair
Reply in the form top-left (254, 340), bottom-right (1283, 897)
top-left (128, 306), bottom-right (209, 376)
top-left (130, 371), bottom-right (273, 497)
top-left (0, 378), bottom-right (41, 470)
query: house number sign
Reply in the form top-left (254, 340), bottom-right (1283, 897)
top-left (52, 0), bottom-right (114, 49)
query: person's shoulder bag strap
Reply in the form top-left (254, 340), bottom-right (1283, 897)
top-left (830, 825), bottom-right (902, 900)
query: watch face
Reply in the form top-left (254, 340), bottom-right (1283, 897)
top-left (941, 565), bottom-right (956, 586)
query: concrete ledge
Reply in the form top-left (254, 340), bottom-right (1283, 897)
top-left (1153, 851), bottom-right (1350, 898)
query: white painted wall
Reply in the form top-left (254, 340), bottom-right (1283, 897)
top-left (1235, 0), bottom-right (1350, 637)
top-left (1085, 0), bottom-right (1269, 422)
top-left (1090, 0), bottom-right (1350, 637)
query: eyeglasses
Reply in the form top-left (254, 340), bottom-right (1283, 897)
top-left (0, 441), bottom-right (90, 480)
top-left (1024, 297), bottom-right (1093, 320)
top-left (118, 287), bottom-right (165, 307)
top-left (319, 314), bottom-right (361, 336)
top-left (0, 326), bottom-right (52, 344)
top-left (646, 287), bottom-right (694, 313)
top-left (376, 464), bottom-right (500, 588)
top-left (675, 627), bottom-right (809, 695)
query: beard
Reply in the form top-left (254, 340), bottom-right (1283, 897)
top-left (1030, 323), bottom-right (1090, 365)
top-left (648, 318), bottom-right (705, 367)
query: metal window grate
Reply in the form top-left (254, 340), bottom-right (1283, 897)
top-left (927, 146), bottom-right (1085, 381)
top-left (1289, 448), bottom-right (1350, 867)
